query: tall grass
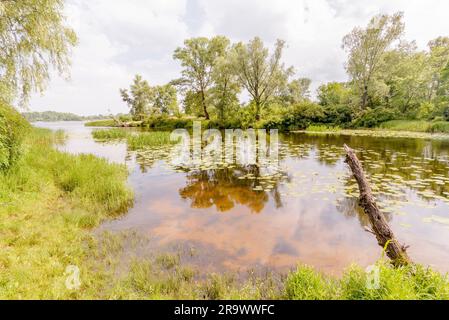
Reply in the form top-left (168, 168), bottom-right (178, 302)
top-left (126, 131), bottom-right (178, 150)
top-left (85, 119), bottom-right (117, 127)
top-left (0, 128), bottom-right (133, 298)
top-left (306, 125), bottom-right (341, 133)
top-left (286, 261), bottom-right (449, 300)
top-left (379, 120), bottom-right (431, 132)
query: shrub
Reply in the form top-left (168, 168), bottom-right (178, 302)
top-left (352, 107), bottom-right (397, 128)
top-left (92, 128), bottom-right (129, 140)
top-left (428, 121), bottom-right (449, 133)
top-left (323, 104), bottom-right (354, 126)
top-left (0, 103), bottom-right (30, 170)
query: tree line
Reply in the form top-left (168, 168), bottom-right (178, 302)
top-left (121, 12), bottom-right (449, 129)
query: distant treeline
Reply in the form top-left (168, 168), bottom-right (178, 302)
top-left (22, 111), bottom-right (117, 122)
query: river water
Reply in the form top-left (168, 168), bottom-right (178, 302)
top-left (35, 121), bottom-right (449, 275)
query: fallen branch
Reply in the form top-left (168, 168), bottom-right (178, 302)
top-left (344, 144), bottom-right (411, 266)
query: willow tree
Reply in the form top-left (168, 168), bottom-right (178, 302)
top-left (230, 37), bottom-right (292, 120)
top-left (0, 0), bottom-right (77, 106)
top-left (343, 12), bottom-right (404, 110)
top-left (173, 36), bottom-right (229, 120)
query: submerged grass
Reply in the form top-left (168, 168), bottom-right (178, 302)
top-left (92, 128), bottom-right (129, 140)
top-left (85, 119), bottom-right (117, 127)
top-left (126, 131), bottom-right (178, 150)
top-left (91, 129), bottom-right (179, 150)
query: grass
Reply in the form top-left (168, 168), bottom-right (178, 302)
top-left (85, 119), bottom-right (117, 127)
top-left (126, 132), bottom-right (178, 150)
top-left (0, 128), bottom-right (133, 298)
top-left (91, 129), bottom-right (179, 150)
top-left (286, 261), bottom-right (449, 300)
top-left (306, 125), bottom-right (341, 133)
top-left (379, 120), bottom-right (432, 132)
top-left (379, 120), bottom-right (449, 134)
top-left (1, 128), bottom-right (448, 300)
top-left (92, 128), bottom-right (129, 140)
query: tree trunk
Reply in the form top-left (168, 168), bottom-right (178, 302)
top-left (344, 144), bottom-right (411, 266)
top-left (255, 101), bottom-right (260, 121)
top-left (361, 85), bottom-right (368, 109)
top-left (200, 90), bottom-right (209, 120)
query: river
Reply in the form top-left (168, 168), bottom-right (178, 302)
top-left (35, 121), bottom-right (449, 275)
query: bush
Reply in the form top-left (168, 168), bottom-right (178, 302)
top-left (379, 120), bottom-right (431, 132)
top-left (142, 115), bottom-right (194, 130)
top-left (323, 104), bottom-right (354, 126)
top-left (352, 107), bottom-right (397, 128)
top-left (279, 102), bottom-right (325, 131)
top-left (428, 121), bottom-right (449, 133)
top-left (0, 103), bottom-right (30, 170)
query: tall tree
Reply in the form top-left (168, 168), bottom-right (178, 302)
top-left (173, 36), bottom-right (229, 120)
top-left (0, 0), bottom-right (77, 106)
top-left (342, 12), bottom-right (404, 110)
top-left (230, 37), bottom-right (293, 120)
top-left (210, 55), bottom-right (240, 123)
top-left (280, 78), bottom-right (311, 104)
top-left (120, 75), bottom-right (178, 118)
top-left (427, 37), bottom-right (449, 100)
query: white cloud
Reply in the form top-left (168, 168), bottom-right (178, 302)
top-left (29, 0), bottom-right (449, 115)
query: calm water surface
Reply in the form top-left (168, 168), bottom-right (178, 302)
top-left (36, 121), bottom-right (449, 275)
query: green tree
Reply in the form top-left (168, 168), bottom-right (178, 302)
top-left (280, 78), bottom-right (311, 104)
top-left (317, 82), bottom-right (351, 107)
top-left (427, 37), bottom-right (449, 100)
top-left (230, 37), bottom-right (293, 120)
top-left (120, 75), bottom-right (152, 119)
top-left (152, 84), bottom-right (178, 115)
top-left (0, 0), bottom-right (77, 105)
top-left (342, 12), bottom-right (404, 110)
top-left (121, 76), bottom-right (178, 118)
top-left (173, 36), bottom-right (229, 120)
top-left (210, 55), bottom-right (241, 123)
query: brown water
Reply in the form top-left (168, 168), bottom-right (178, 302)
top-left (36, 122), bottom-right (449, 275)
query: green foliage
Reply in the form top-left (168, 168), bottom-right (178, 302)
top-left (352, 107), bottom-right (397, 128)
top-left (0, 0), bottom-right (77, 105)
top-left (306, 125), bottom-right (341, 132)
top-left (120, 75), bottom-right (178, 120)
top-left (379, 120), bottom-right (432, 132)
top-left (0, 128), bottom-right (133, 298)
top-left (22, 111), bottom-right (114, 122)
top-left (286, 262), bottom-right (449, 300)
top-left (92, 129), bottom-right (129, 140)
top-left (142, 115), bottom-right (194, 130)
top-left (230, 37), bottom-right (293, 120)
top-left (428, 121), bottom-right (449, 133)
top-left (343, 12), bottom-right (405, 110)
top-left (85, 119), bottom-right (118, 127)
top-left (173, 36), bottom-right (230, 120)
top-left (0, 103), bottom-right (30, 170)
top-left (126, 132), bottom-right (179, 150)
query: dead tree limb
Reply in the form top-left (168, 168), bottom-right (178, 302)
top-left (344, 144), bottom-right (411, 266)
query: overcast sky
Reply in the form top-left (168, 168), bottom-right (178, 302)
top-left (28, 0), bottom-right (449, 116)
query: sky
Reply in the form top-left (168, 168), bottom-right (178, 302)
top-left (29, 0), bottom-right (449, 116)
